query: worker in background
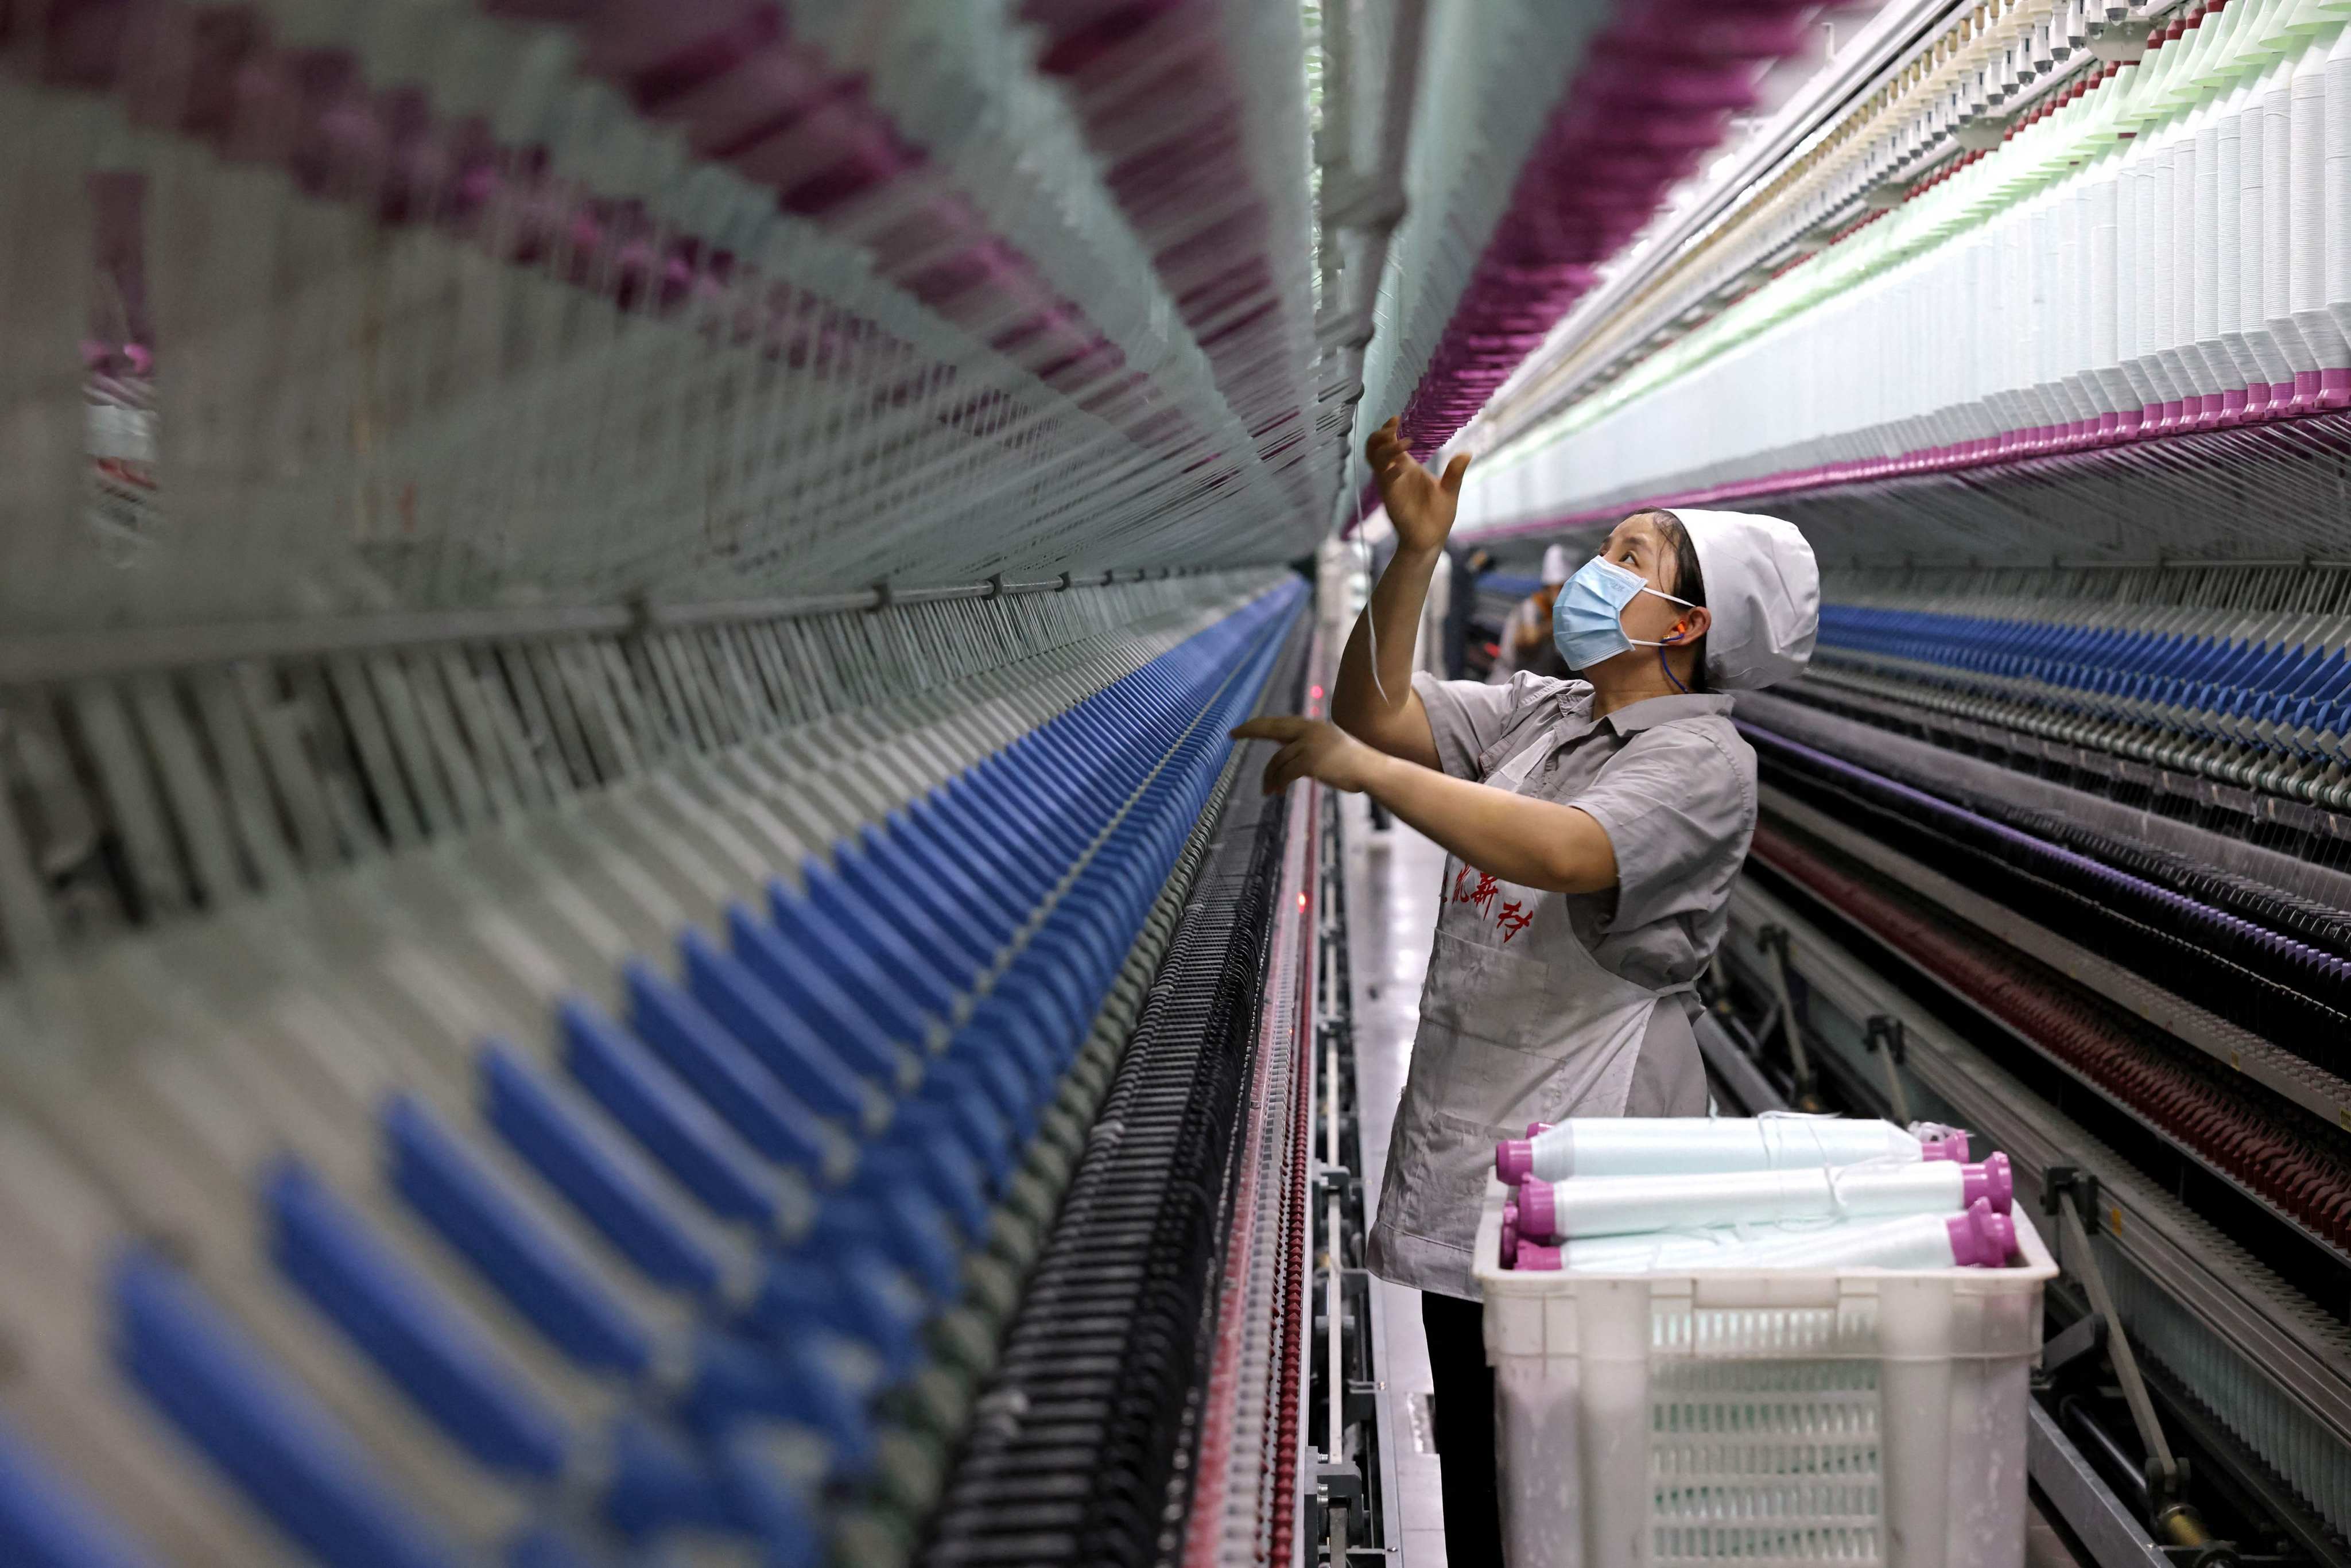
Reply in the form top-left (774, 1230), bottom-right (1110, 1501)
top-left (1488, 544), bottom-right (1573, 684)
top-left (1442, 543), bottom-right (1495, 678)
top-left (1233, 417), bottom-right (1819, 1563)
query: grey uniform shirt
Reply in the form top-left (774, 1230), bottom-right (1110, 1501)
top-left (1412, 670), bottom-right (1758, 1112)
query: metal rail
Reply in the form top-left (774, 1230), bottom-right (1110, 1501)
top-left (1693, 1008), bottom-right (1790, 1115)
top-left (1740, 685), bottom-right (2351, 911)
top-left (1724, 875), bottom-right (2351, 1458)
top-left (1757, 783), bottom-right (2351, 1133)
top-left (0, 567), bottom-right (1216, 685)
top-left (2028, 1404), bottom-right (2178, 1568)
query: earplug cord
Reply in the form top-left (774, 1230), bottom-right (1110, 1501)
top-left (1660, 623), bottom-right (1692, 694)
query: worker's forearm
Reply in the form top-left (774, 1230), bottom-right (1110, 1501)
top-left (1358, 754), bottom-right (1617, 894)
top-left (1332, 544), bottom-right (1438, 731)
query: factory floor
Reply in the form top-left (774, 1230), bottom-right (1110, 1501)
top-left (1338, 795), bottom-right (2088, 1568)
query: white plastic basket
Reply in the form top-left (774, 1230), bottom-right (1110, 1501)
top-left (1473, 1178), bottom-right (2058, 1568)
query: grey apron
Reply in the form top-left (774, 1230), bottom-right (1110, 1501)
top-left (1367, 734), bottom-right (1688, 1300)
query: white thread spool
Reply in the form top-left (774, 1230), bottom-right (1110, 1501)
top-left (2003, 208), bottom-right (2040, 439)
top-left (2067, 178), bottom-right (2105, 424)
top-left (1496, 1116), bottom-right (1952, 1183)
top-left (2191, 100), bottom-right (2230, 400)
top-left (2180, 106), bottom-right (2225, 401)
top-left (1995, 203), bottom-right (2024, 438)
top-left (2055, 184), bottom-right (2093, 425)
top-left (2117, 137), bottom-right (2160, 413)
top-left (2324, 26), bottom-right (2351, 346)
top-left (2217, 80), bottom-right (2259, 395)
top-left (1524, 1156), bottom-right (2009, 1239)
top-left (2240, 65), bottom-right (2297, 393)
top-left (2089, 166), bottom-right (2133, 417)
top-left (1551, 1207), bottom-right (2010, 1272)
top-left (2030, 196), bottom-right (2069, 430)
top-left (2291, 32), bottom-right (2351, 371)
top-left (2151, 122), bottom-right (2190, 407)
top-left (1965, 239), bottom-right (2003, 444)
top-left (2262, 59), bottom-right (2317, 378)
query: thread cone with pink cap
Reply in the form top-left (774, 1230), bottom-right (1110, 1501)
top-left (1507, 1152), bottom-right (2009, 1240)
top-left (1496, 1116), bottom-right (1970, 1186)
top-left (1514, 1196), bottom-right (2019, 1272)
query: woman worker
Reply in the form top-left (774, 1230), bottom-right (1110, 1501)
top-left (1233, 418), bottom-right (1819, 1560)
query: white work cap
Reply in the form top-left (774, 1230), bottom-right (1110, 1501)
top-left (1539, 544), bottom-right (1572, 585)
top-left (1669, 508), bottom-right (1819, 690)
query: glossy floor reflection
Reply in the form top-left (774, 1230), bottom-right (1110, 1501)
top-left (1340, 793), bottom-right (1450, 1566)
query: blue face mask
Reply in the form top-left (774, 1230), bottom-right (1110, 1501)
top-left (1553, 555), bottom-right (1696, 673)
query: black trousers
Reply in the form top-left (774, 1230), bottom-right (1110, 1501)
top-left (1422, 1292), bottom-right (1502, 1564)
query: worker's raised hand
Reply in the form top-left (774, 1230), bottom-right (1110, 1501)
top-left (1230, 716), bottom-right (1386, 797)
top-left (1367, 416), bottom-right (1471, 555)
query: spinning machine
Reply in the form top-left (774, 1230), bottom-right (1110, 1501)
top-left (0, 0), bottom-right (1829, 1562)
top-left (1454, 0), bottom-right (2351, 1562)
